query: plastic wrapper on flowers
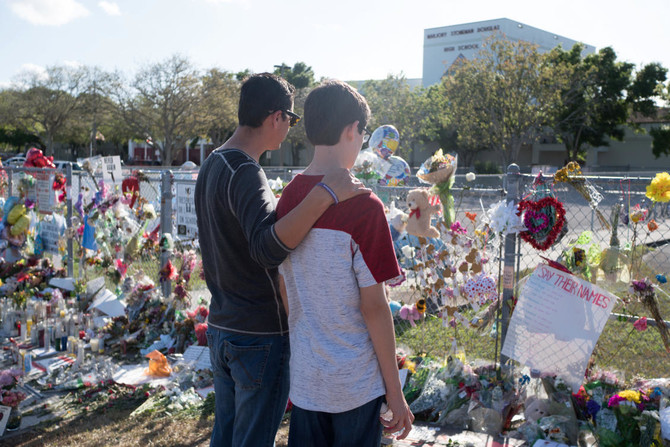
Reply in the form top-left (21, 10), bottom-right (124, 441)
top-left (351, 149), bottom-right (390, 186)
top-left (417, 149), bottom-right (457, 226)
top-left (554, 162), bottom-right (610, 230)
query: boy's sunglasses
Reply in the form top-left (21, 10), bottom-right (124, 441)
top-left (361, 126), bottom-right (372, 144)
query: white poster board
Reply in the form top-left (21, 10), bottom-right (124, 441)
top-left (102, 156), bottom-right (123, 183)
top-left (175, 182), bottom-right (198, 239)
top-left (40, 213), bottom-right (66, 253)
top-left (25, 171), bottom-right (56, 214)
top-left (501, 264), bottom-right (617, 392)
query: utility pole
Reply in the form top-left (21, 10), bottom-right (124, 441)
top-left (274, 63), bottom-right (290, 78)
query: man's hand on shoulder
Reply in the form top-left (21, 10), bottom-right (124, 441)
top-left (321, 168), bottom-right (371, 204)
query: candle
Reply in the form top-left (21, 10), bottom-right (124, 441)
top-left (90, 338), bottom-right (100, 353)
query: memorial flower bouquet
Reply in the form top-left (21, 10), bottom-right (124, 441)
top-left (629, 278), bottom-right (670, 353)
top-left (0, 368), bottom-right (26, 408)
top-left (417, 149), bottom-right (458, 226)
top-left (554, 162), bottom-right (610, 230)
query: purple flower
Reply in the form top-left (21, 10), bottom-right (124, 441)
top-left (586, 400), bottom-right (600, 418)
top-left (631, 279), bottom-right (652, 293)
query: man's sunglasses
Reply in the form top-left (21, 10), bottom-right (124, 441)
top-left (270, 110), bottom-right (301, 127)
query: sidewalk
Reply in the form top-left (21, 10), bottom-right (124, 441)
top-left (384, 423), bottom-right (527, 447)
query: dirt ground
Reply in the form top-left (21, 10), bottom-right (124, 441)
top-left (0, 409), bottom-right (291, 447)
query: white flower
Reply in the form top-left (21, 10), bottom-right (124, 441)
top-left (267, 177), bottom-right (284, 192)
top-left (401, 245), bottom-right (415, 260)
top-left (465, 172), bottom-right (476, 182)
top-left (484, 200), bottom-right (524, 235)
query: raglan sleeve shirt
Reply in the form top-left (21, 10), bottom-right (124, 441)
top-left (350, 194), bottom-right (403, 288)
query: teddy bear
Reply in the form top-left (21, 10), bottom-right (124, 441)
top-left (405, 188), bottom-right (440, 238)
top-left (524, 396), bottom-right (551, 423)
top-left (386, 201), bottom-right (408, 241)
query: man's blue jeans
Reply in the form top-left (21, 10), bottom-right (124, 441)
top-left (206, 327), bottom-right (290, 447)
top-left (287, 396), bottom-right (384, 447)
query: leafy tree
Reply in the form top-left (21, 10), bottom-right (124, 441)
top-left (199, 69), bottom-right (239, 148)
top-left (270, 62), bottom-right (316, 165)
top-left (79, 67), bottom-right (122, 158)
top-left (443, 34), bottom-right (562, 166)
top-left (649, 79), bottom-right (670, 158)
top-left (114, 55), bottom-right (203, 165)
top-left (274, 62), bottom-right (316, 89)
top-left (360, 74), bottom-right (422, 161)
top-left (651, 125), bottom-right (670, 158)
top-left (235, 69), bottom-right (252, 82)
top-left (547, 45), bottom-right (666, 162)
top-left (0, 126), bottom-right (43, 152)
top-left (282, 87), bottom-right (310, 166)
top-left (8, 65), bottom-right (87, 156)
top-left (416, 83), bottom-right (488, 169)
top-left (628, 62), bottom-right (667, 117)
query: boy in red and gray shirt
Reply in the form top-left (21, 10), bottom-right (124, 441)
top-left (277, 80), bottom-right (414, 446)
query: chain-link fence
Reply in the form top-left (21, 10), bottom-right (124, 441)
top-left (2, 163), bottom-right (669, 380)
top-left (511, 171), bottom-right (670, 380)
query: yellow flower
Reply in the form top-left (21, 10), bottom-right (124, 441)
top-left (618, 390), bottom-right (641, 403)
top-left (630, 205), bottom-right (648, 223)
top-left (403, 359), bottom-right (416, 374)
top-left (646, 172), bottom-right (670, 202)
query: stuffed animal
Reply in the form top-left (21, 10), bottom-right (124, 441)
top-left (398, 303), bottom-right (422, 327)
top-left (524, 396), bottom-right (551, 423)
top-left (405, 188), bottom-right (440, 238)
top-left (387, 201), bottom-right (408, 240)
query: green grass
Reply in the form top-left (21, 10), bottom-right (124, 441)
top-left (395, 306), bottom-right (670, 384)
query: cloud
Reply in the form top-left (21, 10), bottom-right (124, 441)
top-left (10, 0), bottom-right (89, 26)
top-left (98, 1), bottom-right (121, 16)
top-left (201, 0), bottom-right (248, 4)
top-left (18, 63), bottom-right (48, 80)
top-left (62, 60), bottom-right (83, 69)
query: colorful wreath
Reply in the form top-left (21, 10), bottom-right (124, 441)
top-left (518, 196), bottom-right (566, 251)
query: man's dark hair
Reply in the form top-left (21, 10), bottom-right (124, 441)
top-left (238, 73), bottom-right (296, 128)
top-left (303, 80), bottom-right (370, 146)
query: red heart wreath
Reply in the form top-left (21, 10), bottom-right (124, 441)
top-left (518, 197), bottom-right (566, 251)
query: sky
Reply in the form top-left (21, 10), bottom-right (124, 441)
top-left (1, 0), bottom-right (669, 87)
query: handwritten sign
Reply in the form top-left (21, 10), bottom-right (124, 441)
top-left (175, 183), bottom-right (198, 239)
top-left (40, 213), bottom-right (66, 253)
top-left (102, 156), bottom-right (123, 183)
top-left (24, 170), bottom-right (56, 214)
top-left (501, 264), bottom-right (617, 392)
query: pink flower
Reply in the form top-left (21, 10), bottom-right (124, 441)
top-left (450, 221), bottom-right (468, 235)
top-left (115, 259), bottom-right (128, 277)
top-left (634, 317), bottom-right (648, 332)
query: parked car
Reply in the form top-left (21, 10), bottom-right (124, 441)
top-left (4, 156), bottom-right (26, 167)
top-left (54, 160), bottom-right (83, 171)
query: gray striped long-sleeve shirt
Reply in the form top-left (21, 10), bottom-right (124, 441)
top-left (195, 148), bottom-right (291, 335)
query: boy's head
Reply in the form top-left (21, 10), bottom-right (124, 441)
top-left (304, 80), bottom-right (370, 147)
top-left (238, 73), bottom-right (296, 128)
